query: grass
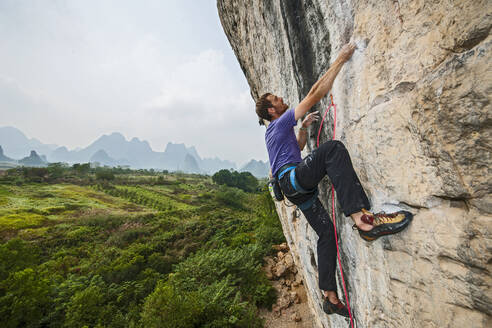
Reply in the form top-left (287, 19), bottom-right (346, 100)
top-left (17, 227), bottom-right (49, 240)
top-left (0, 184), bottom-right (151, 236)
top-left (0, 212), bottom-right (46, 231)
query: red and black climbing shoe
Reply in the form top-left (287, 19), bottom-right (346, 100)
top-left (322, 297), bottom-right (350, 317)
top-left (354, 209), bottom-right (413, 242)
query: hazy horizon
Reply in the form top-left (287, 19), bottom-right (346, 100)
top-left (0, 124), bottom-right (269, 167)
top-left (0, 0), bottom-right (269, 166)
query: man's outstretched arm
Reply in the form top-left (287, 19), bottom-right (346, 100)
top-left (294, 43), bottom-right (355, 121)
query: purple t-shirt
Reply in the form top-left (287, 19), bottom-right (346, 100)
top-left (265, 108), bottom-right (302, 176)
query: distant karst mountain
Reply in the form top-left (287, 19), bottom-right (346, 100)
top-left (90, 149), bottom-right (118, 167)
top-left (0, 146), bottom-right (14, 163)
top-left (240, 159), bottom-right (269, 178)
top-left (161, 142), bottom-right (198, 171)
top-left (201, 157), bottom-right (236, 174)
top-left (0, 126), bottom-right (254, 174)
top-left (49, 132), bottom-right (154, 167)
top-left (182, 154), bottom-right (201, 173)
top-left (0, 126), bottom-right (58, 159)
top-left (18, 150), bottom-right (46, 167)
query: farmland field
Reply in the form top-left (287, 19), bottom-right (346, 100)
top-left (0, 166), bottom-right (284, 328)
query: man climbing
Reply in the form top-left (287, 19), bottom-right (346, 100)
top-left (255, 42), bottom-right (412, 317)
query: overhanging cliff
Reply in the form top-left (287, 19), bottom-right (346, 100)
top-left (217, 1), bottom-right (491, 327)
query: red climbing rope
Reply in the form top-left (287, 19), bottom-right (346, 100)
top-left (316, 94), bottom-right (354, 328)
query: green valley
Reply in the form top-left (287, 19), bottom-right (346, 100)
top-left (0, 165), bottom-right (284, 327)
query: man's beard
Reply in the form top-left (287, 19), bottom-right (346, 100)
top-left (276, 104), bottom-right (289, 116)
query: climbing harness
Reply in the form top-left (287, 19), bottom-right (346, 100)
top-left (268, 177), bottom-right (284, 201)
top-left (277, 165), bottom-right (319, 211)
top-left (267, 176), bottom-right (297, 207)
top-left (317, 94), bottom-right (355, 328)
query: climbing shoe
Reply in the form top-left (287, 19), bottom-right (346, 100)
top-left (354, 209), bottom-right (413, 242)
top-left (322, 297), bottom-right (350, 317)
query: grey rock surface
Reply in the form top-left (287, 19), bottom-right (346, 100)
top-left (218, 1), bottom-right (491, 327)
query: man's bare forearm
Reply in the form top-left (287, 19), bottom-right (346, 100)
top-left (294, 43), bottom-right (355, 121)
top-left (297, 128), bottom-right (308, 151)
top-left (307, 56), bottom-right (346, 104)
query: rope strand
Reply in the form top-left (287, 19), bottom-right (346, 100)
top-left (316, 95), bottom-right (354, 328)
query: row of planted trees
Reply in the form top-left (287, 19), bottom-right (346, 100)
top-left (94, 185), bottom-right (177, 212)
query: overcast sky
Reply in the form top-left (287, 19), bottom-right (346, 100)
top-left (0, 0), bottom-right (268, 166)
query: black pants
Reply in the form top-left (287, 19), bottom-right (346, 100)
top-left (278, 140), bottom-right (370, 291)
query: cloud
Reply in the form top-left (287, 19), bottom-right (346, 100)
top-left (145, 49), bottom-right (240, 111)
top-left (134, 49), bottom-right (266, 164)
top-left (0, 1), bottom-right (268, 165)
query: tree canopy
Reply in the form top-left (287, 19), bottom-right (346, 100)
top-left (212, 170), bottom-right (258, 192)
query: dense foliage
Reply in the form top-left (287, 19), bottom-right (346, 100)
top-left (0, 167), bottom-right (284, 327)
top-left (212, 169), bottom-right (258, 192)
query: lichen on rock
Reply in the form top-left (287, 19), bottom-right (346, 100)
top-left (218, 1), bottom-right (491, 327)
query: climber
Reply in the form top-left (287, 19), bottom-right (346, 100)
top-left (255, 42), bottom-right (413, 317)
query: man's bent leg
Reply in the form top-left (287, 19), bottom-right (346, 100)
top-left (296, 141), bottom-right (414, 240)
top-left (295, 140), bottom-right (370, 216)
top-left (300, 198), bottom-right (337, 291)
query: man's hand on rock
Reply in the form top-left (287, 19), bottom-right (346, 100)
top-left (302, 111), bottom-right (319, 128)
top-left (339, 42), bottom-right (356, 62)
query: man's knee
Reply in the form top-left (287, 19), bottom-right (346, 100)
top-left (319, 140), bottom-right (347, 154)
top-left (332, 140), bottom-right (346, 150)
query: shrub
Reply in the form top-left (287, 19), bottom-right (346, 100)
top-left (172, 245), bottom-right (275, 307)
top-left (0, 268), bottom-right (52, 328)
top-left (95, 169), bottom-right (115, 181)
top-left (46, 163), bottom-right (65, 180)
top-left (0, 212), bottom-right (46, 232)
top-left (212, 170), bottom-right (258, 192)
top-left (254, 225), bottom-right (285, 254)
top-left (214, 186), bottom-right (246, 209)
top-left (101, 245), bottom-right (151, 284)
top-left (147, 252), bottom-right (173, 274)
top-left (141, 278), bottom-right (263, 328)
top-left (141, 281), bottom-right (203, 328)
top-left (236, 171), bottom-right (258, 192)
top-left (66, 226), bottom-right (95, 244)
top-left (72, 163), bottom-right (91, 175)
top-left (81, 214), bottom-right (127, 230)
top-left (106, 228), bottom-right (149, 248)
top-left (64, 284), bottom-right (109, 328)
top-left (0, 239), bottom-right (39, 280)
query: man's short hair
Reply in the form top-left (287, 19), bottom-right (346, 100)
top-left (255, 93), bottom-right (273, 126)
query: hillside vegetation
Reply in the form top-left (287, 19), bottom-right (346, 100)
top-left (0, 165), bottom-right (284, 327)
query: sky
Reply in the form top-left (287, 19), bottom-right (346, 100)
top-left (0, 0), bottom-right (268, 166)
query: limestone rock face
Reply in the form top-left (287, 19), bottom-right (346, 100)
top-left (218, 1), bottom-right (491, 327)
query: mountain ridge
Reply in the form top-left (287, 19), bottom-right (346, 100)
top-left (0, 126), bottom-right (268, 175)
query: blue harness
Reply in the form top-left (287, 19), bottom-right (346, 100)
top-left (277, 165), bottom-right (318, 211)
